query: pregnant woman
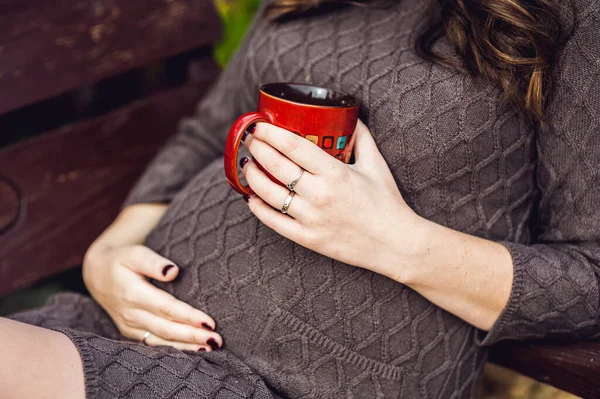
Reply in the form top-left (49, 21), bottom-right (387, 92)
top-left (2, 0), bottom-right (599, 397)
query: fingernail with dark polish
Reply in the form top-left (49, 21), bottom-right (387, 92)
top-left (198, 347), bottom-right (206, 352)
top-left (239, 157), bottom-right (249, 169)
top-left (242, 124), bottom-right (256, 142)
top-left (243, 195), bottom-right (250, 203)
top-left (207, 338), bottom-right (219, 350)
top-left (202, 323), bottom-right (214, 331)
top-left (162, 265), bottom-right (175, 276)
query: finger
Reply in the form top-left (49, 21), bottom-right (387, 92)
top-left (247, 195), bottom-right (305, 242)
top-left (124, 326), bottom-right (211, 352)
top-left (243, 134), bottom-right (314, 195)
top-left (129, 310), bottom-right (222, 349)
top-left (352, 120), bottom-right (382, 166)
top-left (137, 283), bottom-right (217, 331)
top-left (253, 122), bottom-right (335, 175)
top-left (242, 158), bottom-right (309, 221)
top-left (120, 245), bottom-right (179, 282)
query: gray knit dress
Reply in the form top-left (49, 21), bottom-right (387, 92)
top-left (11, 0), bottom-right (600, 397)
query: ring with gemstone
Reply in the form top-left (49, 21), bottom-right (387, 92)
top-left (286, 168), bottom-right (305, 192)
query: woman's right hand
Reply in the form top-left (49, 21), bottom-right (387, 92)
top-left (82, 204), bottom-right (222, 352)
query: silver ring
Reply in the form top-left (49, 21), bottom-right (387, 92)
top-left (281, 191), bottom-right (295, 214)
top-left (286, 168), bottom-right (305, 192)
top-left (142, 331), bottom-right (151, 346)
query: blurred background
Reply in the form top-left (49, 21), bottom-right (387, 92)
top-left (0, 0), bottom-right (582, 398)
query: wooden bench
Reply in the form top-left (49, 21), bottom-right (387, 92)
top-left (0, 1), bottom-right (598, 397)
top-left (0, 0), bottom-right (220, 291)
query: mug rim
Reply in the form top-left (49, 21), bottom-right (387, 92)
top-left (260, 82), bottom-right (360, 109)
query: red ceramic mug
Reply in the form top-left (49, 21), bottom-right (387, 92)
top-left (224, 82), bottom-right (360, 195)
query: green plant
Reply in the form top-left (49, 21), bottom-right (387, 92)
top-left (214, 0), bottom-right (261, 67)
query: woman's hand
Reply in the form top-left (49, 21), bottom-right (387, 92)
top-left (83, 205), bottom-right (222, 352)
top-left (240, 120), bottom-right (427, 279)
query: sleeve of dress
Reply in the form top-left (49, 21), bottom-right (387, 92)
top-left (479, 3), bottom-right (600, 346)
top-left (122, 14), bottom-right (263, 207)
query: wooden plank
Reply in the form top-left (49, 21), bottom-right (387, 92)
top-left (490, 340), bottom-right (600, 398)
top-left (0, 59), bottom-right (219, 297)
top-left (0, 0), bottom-right (221, 115)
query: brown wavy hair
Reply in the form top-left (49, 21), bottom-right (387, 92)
top-left (266, 0), bottom-right (572, 124)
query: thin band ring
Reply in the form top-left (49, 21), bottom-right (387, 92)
top-left (286, 168), bottom-right (305, 192)
top-left (142, 331), bottom-right (151, 346)
top-left (281, 191), bottom-right (295, 214)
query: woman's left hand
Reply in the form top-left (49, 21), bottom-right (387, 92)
top-left (240, 120), bottom-right (426, 278)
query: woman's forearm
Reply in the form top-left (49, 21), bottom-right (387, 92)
top-left (238, 120), bottom-right (513, 332)
top-left (382, 218), bottom-right (514, 331)
top-left (83, 203), bottom-right (168, 288)
top-left (89, 203), bottom-right (168, 251)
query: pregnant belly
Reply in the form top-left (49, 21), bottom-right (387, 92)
top-left (144, 158), bottom-right (484, 398)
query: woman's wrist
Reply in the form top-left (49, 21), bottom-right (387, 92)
top-left (94, 203), bottom-right (168, 249)
top-left (370, 209), bottom-right (435, 284)
top-left (379, 213), bottom-right (514, 330)
top-left (380, 213), bottom-right (487, 286)
top-left (376, 208), bottom-right (483, 286)
top-left (395, 220), bottom-right (462, 287)
top-left (83, 203), bottom-right (168, 285)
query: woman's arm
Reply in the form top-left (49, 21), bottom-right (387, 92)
top-left (242, 103), bottom-right (597, 342)
top-left (239, 5), bottom-right (600, 342)
top-left (85, 203), bottom-right (168, 252)
top-left (398, 5), bottom-right (600, 344)
top-left (240, 121), bottom-right (513, 332)
top-left (380, 220), bottom-right (513, 331)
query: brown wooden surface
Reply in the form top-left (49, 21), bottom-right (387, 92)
top-left (490, 339), bottom-right (600, 398)
top-left (0, 0), bottom-right (221, 115)
top-left (0, 177), bottom-right (20, 234)
top-left (0, 60), bottom-right (219, 297)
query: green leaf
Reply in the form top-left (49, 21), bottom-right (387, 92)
top-left (214, 0), bottom-right (261, 67)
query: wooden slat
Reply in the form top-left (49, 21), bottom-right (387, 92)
top-left (0, 0), bottom-right (221, 115)
top-left (490, 340), bottom-right (600, 398)
top-left (0, 59), bottom-right (219, 297)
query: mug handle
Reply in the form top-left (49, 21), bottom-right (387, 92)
top-left (224, 111), bottom-right (274, 195)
